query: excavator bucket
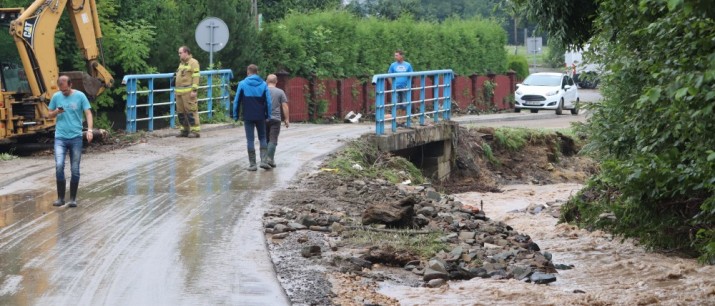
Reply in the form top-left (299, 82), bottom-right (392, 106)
top-left (61, 71), bottom-right (104, 98)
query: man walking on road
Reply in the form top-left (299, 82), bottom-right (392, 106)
top-left (47, 76), bottom-right (93, 207)
top-left (265, 74), bottom-right (290, 168)
top-left (387, 50), bottom-right (413, 126)
top-left (233, 64), bottom-right (272, 171)
top-left (175, 46), bottom-right (201, 138)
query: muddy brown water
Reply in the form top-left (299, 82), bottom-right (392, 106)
top-left (379, 184), bottom-right (715, 305)
top-left (0, 124), bottom-right (369, 305)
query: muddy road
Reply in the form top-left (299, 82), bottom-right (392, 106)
top-left (0, 124), bottom-right (370, 305)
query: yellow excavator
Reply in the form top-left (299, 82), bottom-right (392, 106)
top-left (0, 0), bottom-right (113, 143)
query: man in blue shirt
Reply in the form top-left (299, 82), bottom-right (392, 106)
top-left (47, 75), bottom-right (94, 208)
top-left (387, 50), bottom-right (413, 126)
top-left (233, 64), bottom-right (272, 171)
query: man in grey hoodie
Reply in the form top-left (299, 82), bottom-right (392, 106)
top-left (233, 64), bottom-right (272, 171)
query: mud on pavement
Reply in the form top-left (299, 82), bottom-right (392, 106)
top-left (263, 127), bottom-right (599, 305)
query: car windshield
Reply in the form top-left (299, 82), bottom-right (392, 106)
top-left (522, 75), bottom-right (561, 86)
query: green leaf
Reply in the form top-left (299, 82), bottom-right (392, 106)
top-left (675, 87), bottom-right (689, 100)
top-left (646, 88), bottom-right (661, 103)
top-left (708, 152), bottom-right (715, 162)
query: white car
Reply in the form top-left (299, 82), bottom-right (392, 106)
top-left (514, 72), bottom-right (579, 115)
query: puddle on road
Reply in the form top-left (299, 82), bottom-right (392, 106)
top-left (0, 148), bottom-right (282, 305)
top-left (380, 183), bottom-right (715, 305)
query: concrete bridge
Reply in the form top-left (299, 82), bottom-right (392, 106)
top-left (367, 121), bottom-right (458, 182)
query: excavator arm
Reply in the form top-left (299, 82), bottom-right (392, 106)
top-left (5, 0), bottom-right (113, 101)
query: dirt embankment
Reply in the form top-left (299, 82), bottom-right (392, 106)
top-left (264, 127), bottom-right (598, 305)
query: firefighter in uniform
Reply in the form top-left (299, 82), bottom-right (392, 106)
top-left (175, 46), bottom-right (201, 138)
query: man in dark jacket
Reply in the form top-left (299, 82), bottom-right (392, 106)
top-left (233, 64), bottom-right (272, 171)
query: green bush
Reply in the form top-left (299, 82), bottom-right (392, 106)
top-left (559, 1), bottom-right (715, 263)
top-left (507, 54), bottom-right (529, 79)
top-left (261, 12), bottom-right (508, 78)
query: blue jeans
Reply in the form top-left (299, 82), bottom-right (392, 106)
top-left (244, 120), bottom-right (267, 151)
top-left (55, 136), bottom-right (83, 183)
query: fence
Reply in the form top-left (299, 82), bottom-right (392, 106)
top-left (123, 69), bottom-right (233, 133)
top-left (276, 71), bottom-right (517, 122)
top-left (371, 70), bottom-right (454, 135)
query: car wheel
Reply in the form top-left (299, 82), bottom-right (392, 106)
top-left (530, 109), bottom-right (538, 113)
top-left (571, 98), bottom-right (580, 115)
top-left (514, 108), bottom-right (521, 113)
top-left (555, 98), bottom-right (564, 115)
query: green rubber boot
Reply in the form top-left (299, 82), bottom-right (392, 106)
top-left (247, 149), bottom-right (257, 171)
top-left (259, 148), bottom-right (271, 170)
top-left (266, 143), bottom-right (277, 168)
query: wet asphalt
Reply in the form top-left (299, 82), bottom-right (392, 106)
top-left (0, 124), bottom-right (370, 306)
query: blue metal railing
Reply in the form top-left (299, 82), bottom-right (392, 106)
top-left (123, 69), bottom-right (233, 133)
top-left (372, 69), bottom-right (453, 135)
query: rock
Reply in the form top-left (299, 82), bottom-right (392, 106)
top-left (554, 263), bottom-right (575, 270)
top-left (288, 222), bottom-right (307, 231)
top-left (298, 215), bottom-right (316, 227)
top-left (417, 206), bottom-right (436, 217)
top-left (545, 163), bottom-right (555, 171)
top-left (272, 233), bottom-right (289, 239)
top-left (414, 214), bottom-right (430, 227)
top-left (423, 259), bottom-right (449, 281)
top-left (459, 231), bottom-right (476, 241)
top-left (469, 267), bottom-right (489, 278)
top-left (448, 246), bottom-right (463, 261)
top-left (543, 252), bottom-right (553, 261)
top-left (492, 251), bottom-right (516, 262)
top-left (412, 268), bottom-right (425, 276)
top-left (527, 203), bottom-right (545, 214)
top-left (509, 265), bottom-right (533, 280)
top-left (426, 191), bottom-right (442, 202)
top-left (274, 224), bottom-right (288, 233)
top-left (530, 272), bottom-right (557, 284)
top-left (309, 226), bottom-right (330, 232)
top-left (362, 197), bottom-right (416, 228)
top-left (526, 242), bottom-right (541, 251)
top-left (301, 245), bottom-right (322, 258)
top-left (353, 180), bottom-right (367, 187)
top-left (425, 279), bottom-right (447, 288)
top-left (461, 253), bottom-right (476, 262)
top-left (465, 239), bottom-right (476, 245)
top-left (573, 289), bottom-right (586, 294)
top-left (483, 243), bottom-right (501, 249)
top-left (347, 257), bottom-right (372, 270)
top-left (330, 222), bottom-right (345, 233)
top-left (297, 235), bottom-right (309, 243)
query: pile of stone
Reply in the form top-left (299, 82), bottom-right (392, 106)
top-left (264, 174), bottom-right (562, 287)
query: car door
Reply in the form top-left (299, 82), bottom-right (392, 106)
top-left (564, 76), bottom-right (577, 107)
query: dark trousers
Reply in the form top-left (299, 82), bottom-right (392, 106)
top-left (266, 119), bottom-right (282, 145)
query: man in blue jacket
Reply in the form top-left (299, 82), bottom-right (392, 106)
top-left (233, 64), bottom-right (272, 171)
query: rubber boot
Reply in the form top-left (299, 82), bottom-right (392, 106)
top-left (259, 148), bottom-right (271, 170)
top-left (53, 180), bottom-right (66, 206)
top-left (68, 180), bottom-right (79, 207)
top-left (247, 149), bottom-right (257, 171)
top-left (266, 143), bottom-right (277, 168)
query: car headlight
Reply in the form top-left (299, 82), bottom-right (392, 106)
top-left (545, 90), bottom-right (559, 96)
top-left (515, 90), bottom-right (522, 95)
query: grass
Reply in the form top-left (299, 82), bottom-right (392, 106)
top-left (326, 138), bottom-right (425, 184)
top-left (505, 45), bottom-right (551, 67)
top-left (343, 228), bottom-right (447, 258)
top-left (0, 152), bottom-right (18, 161)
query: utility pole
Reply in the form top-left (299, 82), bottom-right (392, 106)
top-left (251, 0), bottom-right (258, 28)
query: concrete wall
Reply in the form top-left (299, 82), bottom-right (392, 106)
top-left (367, 121), bottom-right (458, 182)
